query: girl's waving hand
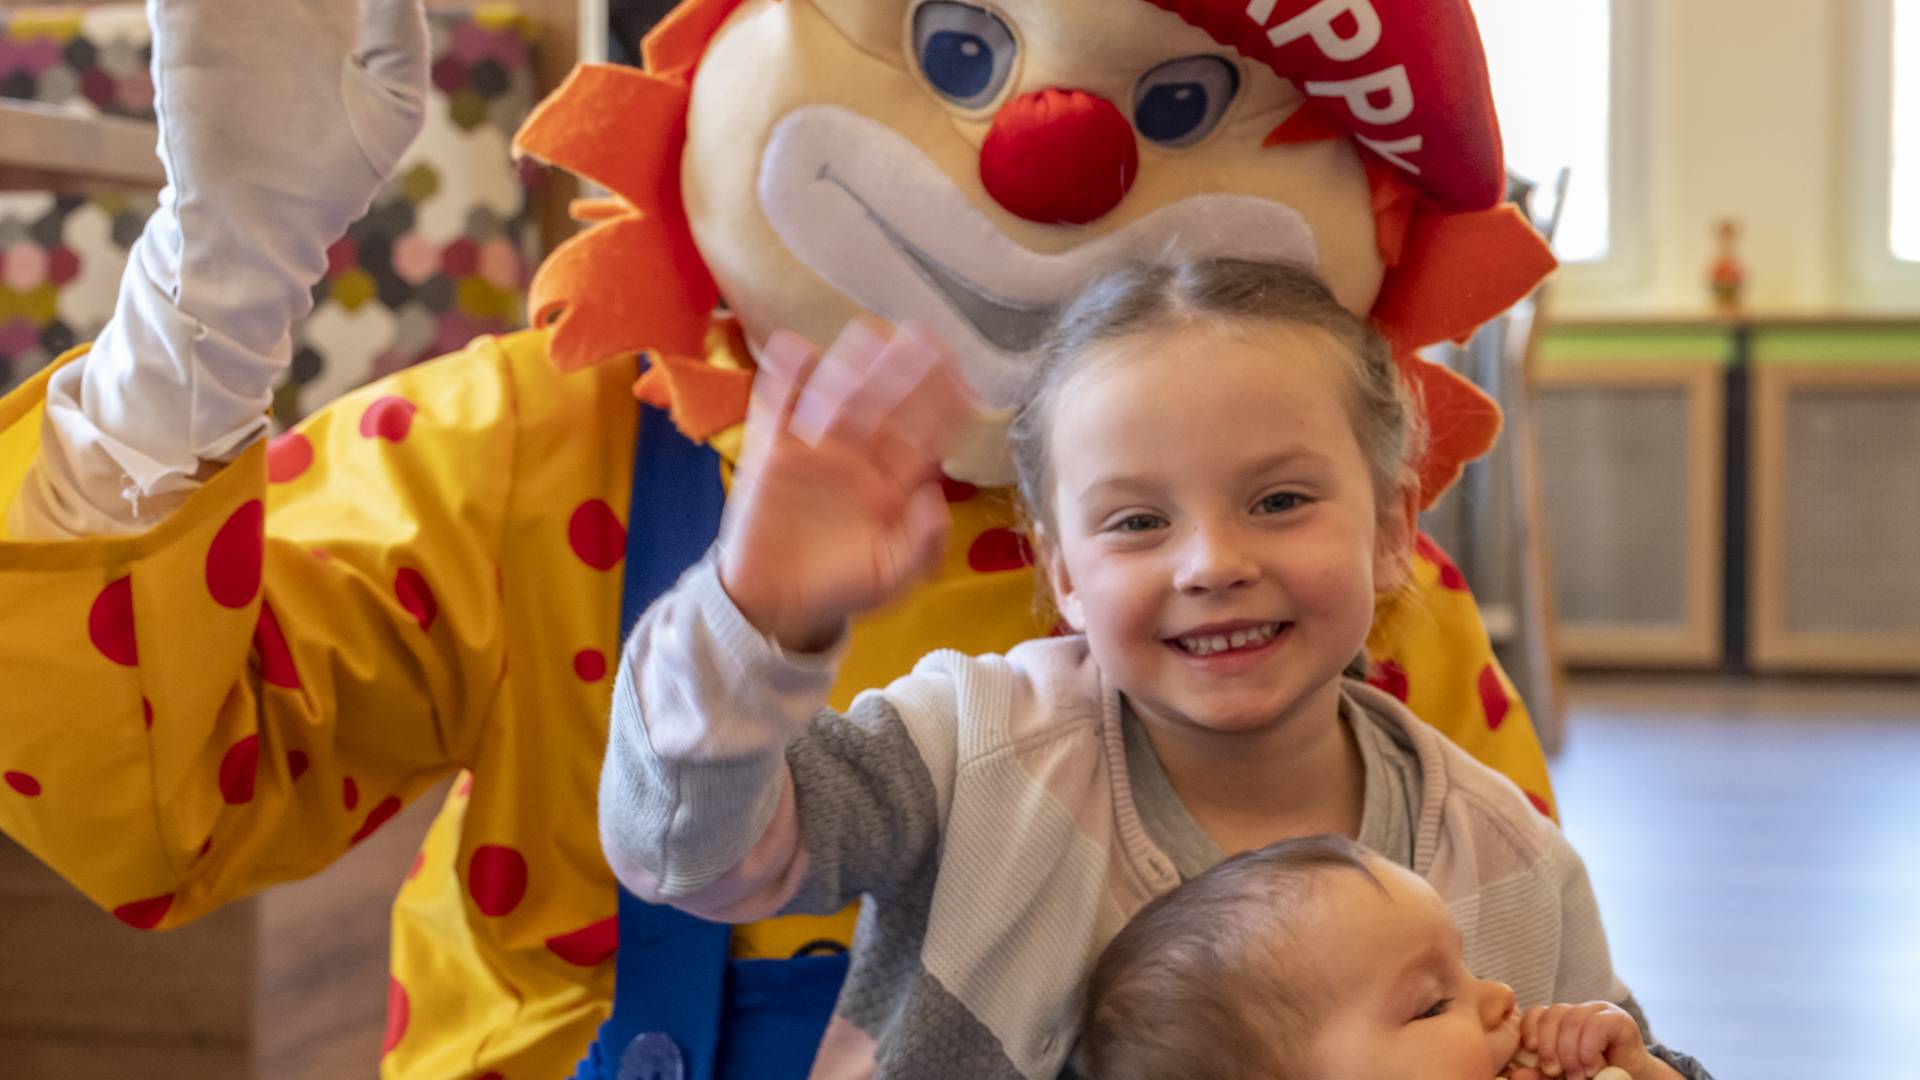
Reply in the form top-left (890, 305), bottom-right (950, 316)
top-left (719, 320), bottom-right (977, 652)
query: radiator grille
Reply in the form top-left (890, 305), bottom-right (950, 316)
top-left (1537, 386), bottom-right (1694, 628)
top-left (1781, 388), bottom-right (1920, 635)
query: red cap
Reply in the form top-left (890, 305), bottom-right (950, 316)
top-left (1147, 0), bottom-right (1505, 210)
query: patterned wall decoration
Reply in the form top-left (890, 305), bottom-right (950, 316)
top-left (0, 3), bottom-right (542, 426)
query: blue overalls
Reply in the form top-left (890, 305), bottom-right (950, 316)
top-left (572, 397), bottom-right (849, 1080)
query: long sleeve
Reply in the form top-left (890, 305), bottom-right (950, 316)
top-left (0, 333), bottom-right (518, 929)
top-left (5, 0), bottom-right (427, 540)
top-left (602, 560), bottom-right (947, 924)
top-left (7, 251), bottom-right (286, 538)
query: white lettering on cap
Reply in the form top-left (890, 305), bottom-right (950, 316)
top-left (1356, 133), bottom-right (1423, 174)
top-left (1248, 0), bottom-right (1383, 62)
top-left (1304, 63), bottom-right (1414, 125)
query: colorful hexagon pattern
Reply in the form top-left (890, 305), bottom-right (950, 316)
top-left (0, 6), bottom-right (538, 423)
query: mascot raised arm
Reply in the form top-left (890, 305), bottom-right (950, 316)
top-left (0, 0), bottom-right (1555, 1076)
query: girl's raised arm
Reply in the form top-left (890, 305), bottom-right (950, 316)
top-left (600, 321), bottom-right (975, 920)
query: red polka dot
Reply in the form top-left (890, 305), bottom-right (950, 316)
top-left (940, 475), bottom-right (977, 502)
top-left (267, 432), bottom-right (314, 484)
top-left (382, 976), bottom-right (409, 1055)
top-left (407, 851), bottom-right (425, 881)
top-left (287, 750), bottom-right (310, 780)
top-left (468, 845), bottom-right (529, 917)
top-left (218, 735), bottom-right (260, 805)
top-left (350, 796), bottom-right (403, 845)
top-left (966, 528), bottom-right (1034, 573)
top-left (344, 776), bottom-right (360, 811)
top-left (112, 893), bottom-right (173, 930)
top-left (254, 602), bottom-right (301, 689)
top-left (545, 915), bottom-right (619, 967)
top-left (1524, 790), bottom-right (1553, 818)
top-left (142, 697), bottom-right (153, 729)
top-left (206, 500), bottom-right (265, 609)
top-left (88, 575), bottom-right (138, 666)
top-left (4, 771), bottom-right (41, 797)
top-left (567, 500), bottom-right (626, 571)
top-left (1477, 664), bottom-right (1511, 731)
top-left (360, 396), bottom-right (418, 443)
top-left (394, 568), bottom-right (437, 632)
top-left (573, 648), bottom-right (607, 682)
top-left (1367, 658), bottom-right (1410, 703)
top-left (478, 1074), bottom-right (504, 1080)
top-left (456, 772), bottom-right (473, 797)
top-left (1416, 533), bottom-right (1467, 591)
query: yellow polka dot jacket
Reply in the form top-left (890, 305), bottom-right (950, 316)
top-left (0, 0), bottom-right (1569, 1075)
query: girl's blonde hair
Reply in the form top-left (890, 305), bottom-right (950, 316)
top-left (1009, 257), bottom-right (1426, 539)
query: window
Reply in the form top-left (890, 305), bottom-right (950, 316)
top-left (1844, 0), bottom-right (1920, 303)
top-left (1471, 0), bottom-right (1615, 263)
top-left (1892, 0), bottom-right (1919, 262)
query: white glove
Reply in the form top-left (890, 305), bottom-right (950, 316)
top-left (9, 0), bottom-right (429, 538)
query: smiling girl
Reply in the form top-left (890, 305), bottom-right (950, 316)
top-left (599, 258), bottom-right (1692, 1079)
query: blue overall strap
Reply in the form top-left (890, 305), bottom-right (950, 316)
top-left (574, 397), bottom-right (731, 1080)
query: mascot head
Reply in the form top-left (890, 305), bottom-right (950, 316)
top-left (514, 0), bottom-right (1555, 500)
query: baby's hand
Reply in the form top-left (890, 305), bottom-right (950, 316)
top-left (1504, 1002), bottom-right (1656, 1080)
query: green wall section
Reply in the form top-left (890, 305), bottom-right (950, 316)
top-left (1538, 326), bottom-right (1733, 364)
top-left (1538, 322), bottom-right (1920, 366)
top-left (1749, 326), bottom-right (1920, 363)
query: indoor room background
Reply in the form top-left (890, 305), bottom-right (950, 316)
top-left (1, 0), bottom-right (1914, 1076)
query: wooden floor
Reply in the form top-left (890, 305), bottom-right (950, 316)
top-left (7, 678), bottom-right (1916, 1076)
top-left (1552, 674), bottom-right (1920, 1079)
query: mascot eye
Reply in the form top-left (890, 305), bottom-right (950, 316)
top-left (912, 2), bottom-right (1017, 109)
top-left (1132, 55), bottom-right (1240, 148)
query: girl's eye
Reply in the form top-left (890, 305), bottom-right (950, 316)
top-left (912, 2), bottom-right (1018, 109)
top-left (1132, 55), bottom-right (1240, 147)
top-left (1113, 514), bottom-right (1164, 533)
top-left (1256, 492), bottom-right (1305, 514)
top-left (1415, 998), bottom-right (1451, 1021)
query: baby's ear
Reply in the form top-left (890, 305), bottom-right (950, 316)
top-left (1373, 474), bottom-right (1420, 591)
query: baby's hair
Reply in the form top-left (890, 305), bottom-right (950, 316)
top-left (1076, 835), bottom-right (1385, 1080)
top-left (1009, 257), bottom-right (1425, 539)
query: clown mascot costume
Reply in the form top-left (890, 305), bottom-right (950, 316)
top-left (0, 0), bottom-right (1559, 1076)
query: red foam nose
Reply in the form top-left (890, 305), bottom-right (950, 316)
top-left (980, 87), bottom-right (1139, 226)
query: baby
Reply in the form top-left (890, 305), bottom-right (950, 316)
top-left (1078, 835), bottom-right (1706, 1080)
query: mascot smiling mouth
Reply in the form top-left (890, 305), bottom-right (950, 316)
top-left (759, 104), bottom-right (1322, 415)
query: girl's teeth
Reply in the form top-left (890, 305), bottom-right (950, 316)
top-left (1178, 624), bottom-right (1279, 655)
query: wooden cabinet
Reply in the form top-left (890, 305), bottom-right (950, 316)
top-left (1535, 317), bottom-right (1920, 674)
